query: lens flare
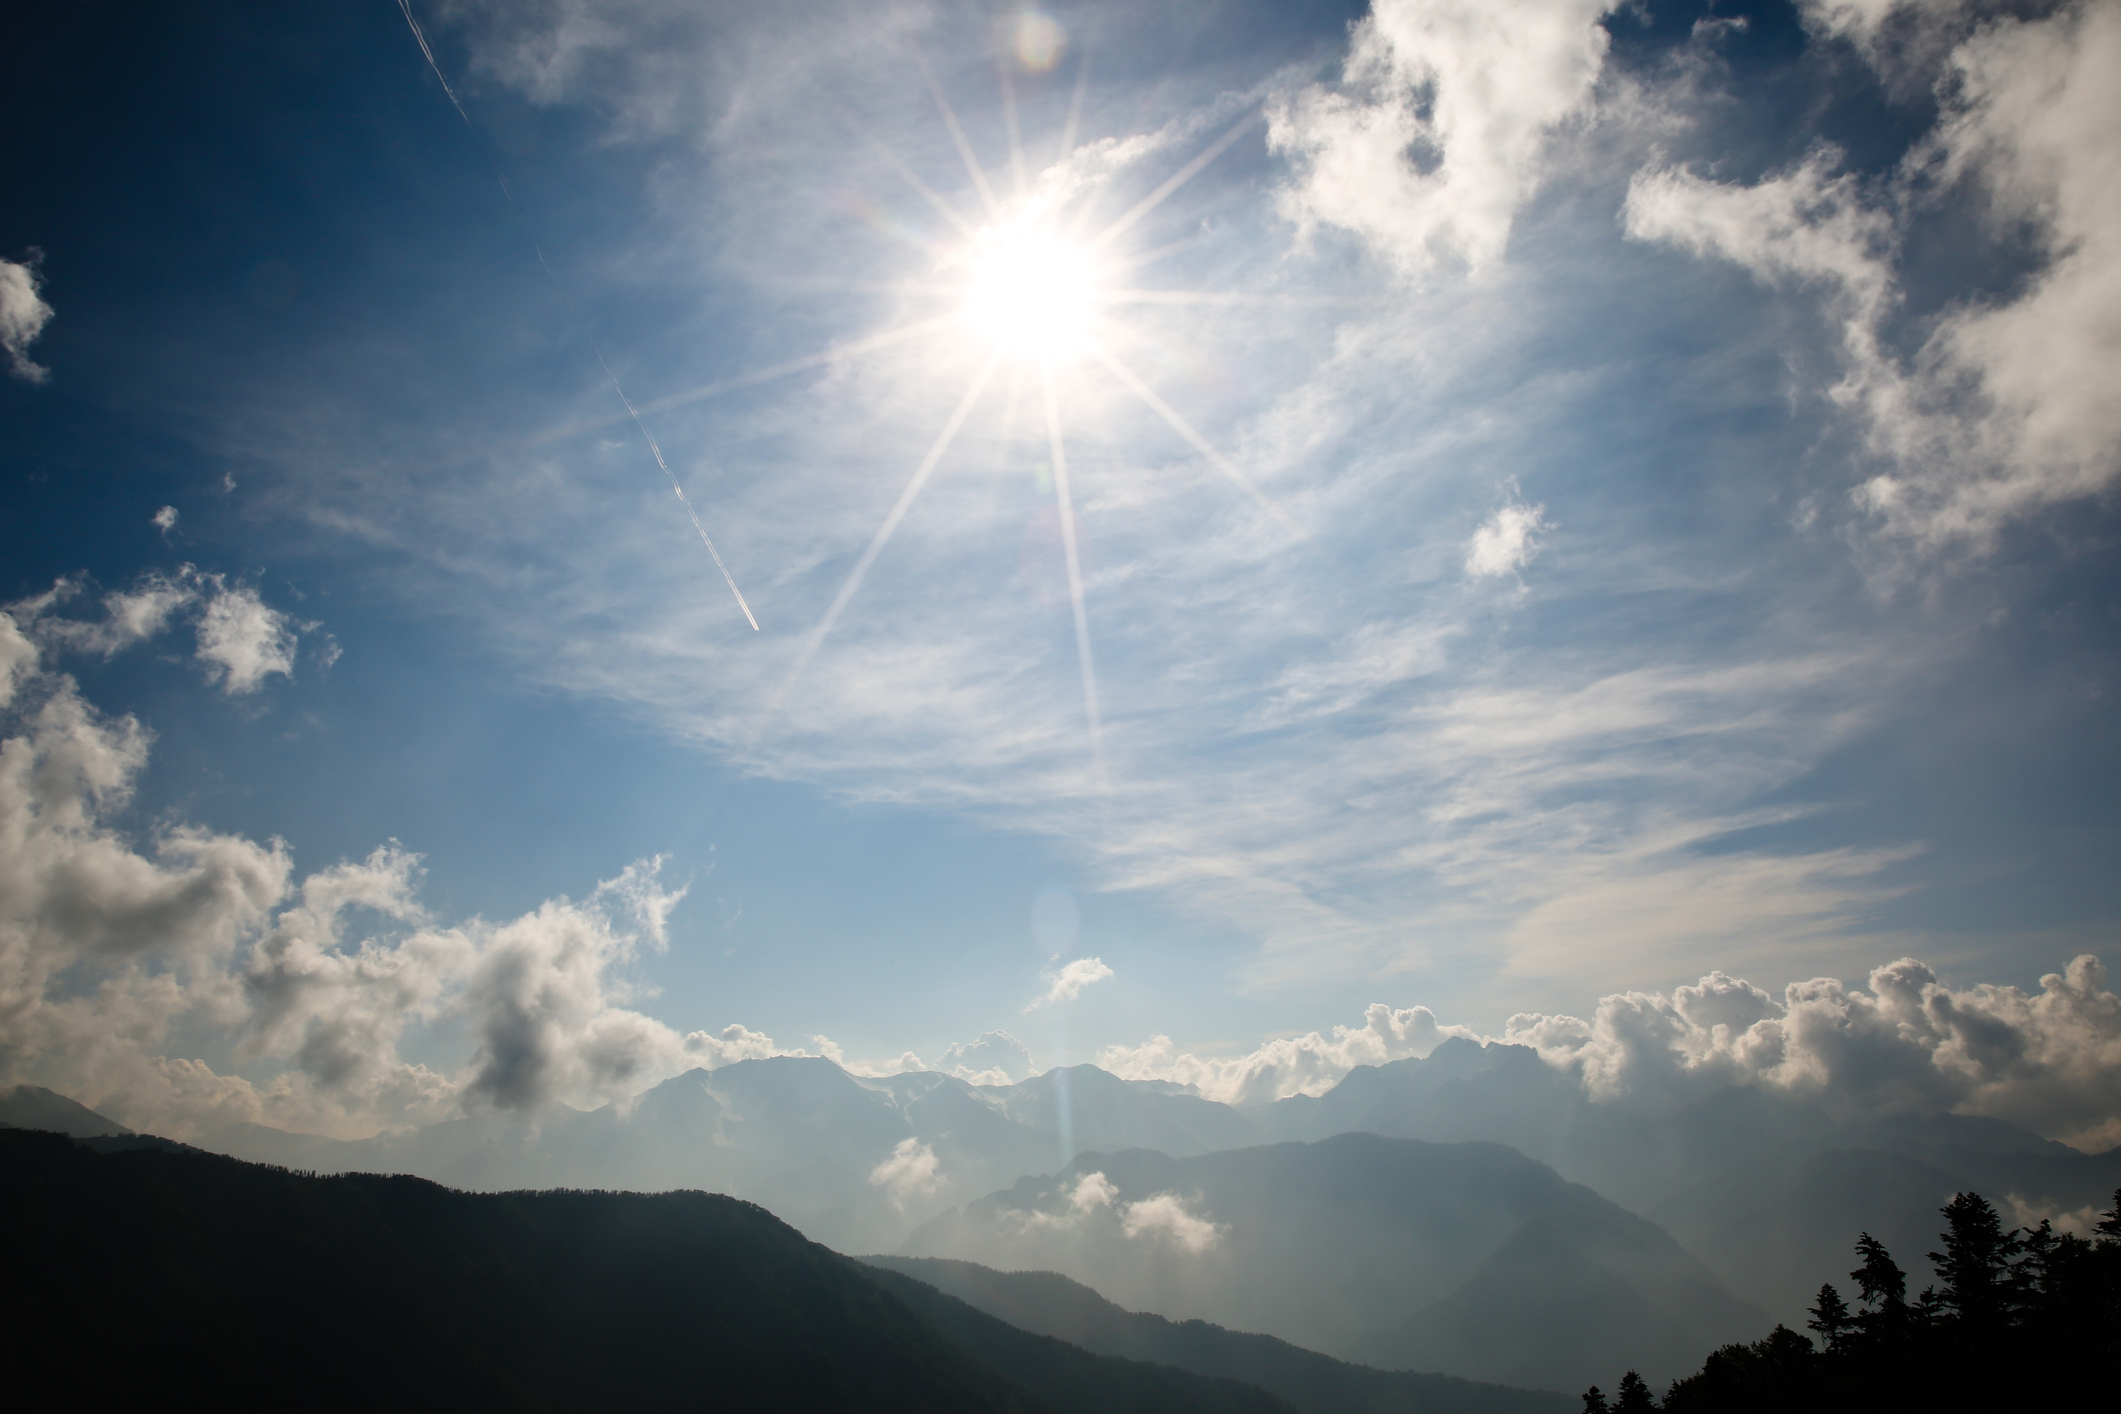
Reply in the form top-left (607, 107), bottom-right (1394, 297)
top-left (1014, 11), bottom-right (1064, 72)
top-left (962, 224), bottom-right (1096, 358)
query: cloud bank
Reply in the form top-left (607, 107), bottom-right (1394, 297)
top-left (1100, 1002), bottom-right (1479, 1107)
top-left (1104, 953), bottom-right (2121, 1151)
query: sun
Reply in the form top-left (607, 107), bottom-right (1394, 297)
top-left (960, 220), bottom-right (1099, 359)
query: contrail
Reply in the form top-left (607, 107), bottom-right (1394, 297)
top-left (395, 0), bottom-right (472, 129)
top-left (596, 348), bottom-right (760, 632)
top-left (393, 0), bottom-right (759, 632)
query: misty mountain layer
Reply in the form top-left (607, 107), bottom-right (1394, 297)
top-left (140, 1038), bottom-right (2121, 1334)
top-left (902, 1132), bottom-right (1765, 1390)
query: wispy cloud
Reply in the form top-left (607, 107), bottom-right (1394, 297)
top-left (194, 0), bottom-right (2110, 1018)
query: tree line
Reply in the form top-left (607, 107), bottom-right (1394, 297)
top-left (1580, 1188), bottom-right (2121, 1412)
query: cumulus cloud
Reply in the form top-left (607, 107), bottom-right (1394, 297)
top-left (686, 1021), bottom-right (815, 1068)
top-left (0, 638), bottom-right (750, 1138)
top-left (1626, 0), bottom-right (2121, 551)
top-left (1504, 953), bottom-right (2121, 1150)
top-left (1030, 956), bottom-right (1113, 1009)
top-left (194, 582), bottom-right (300, 694)
top-left (10, 568), bottom-right (308, 696)
top-left (868, 1137), bottom-right (943, 1208)
top-left (152, 506), bottom-right (178, 534)
top-left (1100, 1001), bottom-right (1478, 1105)
top-left (1270, 0), bottom-right (1617, 276)
top-left (1465, 499), bottom-right (1549, 578)
top-left (936, 1029), bottom-right (1034, 1086)
top-left (0, 253), bottom-right (54, 383)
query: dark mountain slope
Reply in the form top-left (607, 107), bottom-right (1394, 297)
top-left (865, 1255), bottom-right (1574, 1414)
top-left (862, 1264), bottom-right (1294, 1414)
top-left (0, 1129), bottom-right (1288, 1413)
top-left (0, 1083), bottom-right (130, 1137)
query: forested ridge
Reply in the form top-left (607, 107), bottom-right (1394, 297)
top-left (1580, 1189), bottom-right (2121, 1411)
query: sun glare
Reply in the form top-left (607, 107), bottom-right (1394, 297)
top-left (961, 223), bottom-right (1097, 359)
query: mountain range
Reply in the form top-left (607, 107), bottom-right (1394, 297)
top-left (11, 1034), bottom-right (2115, 1387)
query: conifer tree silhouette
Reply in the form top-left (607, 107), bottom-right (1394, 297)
top-left (1613, 1370), bottom-right (1655, 1412)
top-left (1929, 1192), bottom-right (2020, 1329)
top-left (1579, 1386), bottom-right (1608, 1414)
top-left (1805, 1282), bottom-right (1851, 1352)
top-left (1848, 1231), bottom-right (1905, 1314)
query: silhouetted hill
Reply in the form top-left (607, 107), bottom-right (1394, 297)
top-left (0, 1083), bottom-right (129, 1137)
top-left (902, 1132), bottom-right (1764, 1390)
top-left (865, 1255), bottom-right (1575, 1414)
top-left (863, 1264), bottom-right (1294, 1414)
top-left (0, 1129), bottom-right (1298, 1413)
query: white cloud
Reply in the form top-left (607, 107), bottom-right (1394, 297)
top-left (1465, 499), bottom-right (1548, 578)
top-left (0, 253), bottom-right (54, 384)
top-left (1626, 1), bottom-right (2121, 552)
top-left (1031, 956), bottom-right (1113, 1009)
top-left (1270, 0), bottom-right (1618, 277)
top-left (1001, 1169), bottom-right (1119, 1235)
top-left (684, 1022), bottom-right (822, 1068)
top-left (1504, 953), bottom-right (2121, 1150)
top-left (1120, 1191), bottom-right (1224, 1254)
top-left (1006, 1169), bottom-right (1223, 1252)
top-left (867, 1136), bottom-right (943, 1208)
top-left (1100, 1001), bottom-right (1478, 1106)
top-left (195, 583), bottom-right (299, 694)
top-left (152, 506), bottom-right (179, 534)
top-left (10, 569), bottom-right (311, 698)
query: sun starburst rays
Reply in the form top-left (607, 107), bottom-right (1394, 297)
top-left (747, 35), bottom-right (1305, 786)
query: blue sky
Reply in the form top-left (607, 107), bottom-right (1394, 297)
top-left (3, 0), bottom-right (2117, 1136)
